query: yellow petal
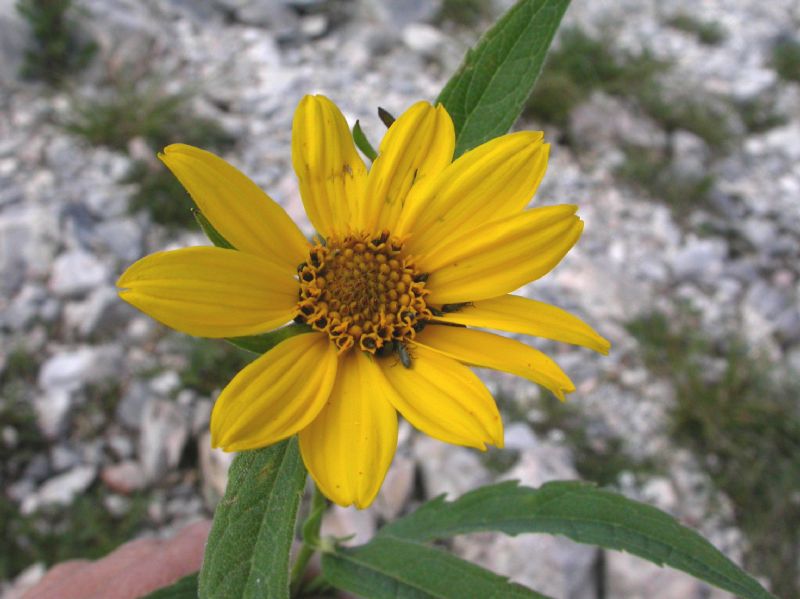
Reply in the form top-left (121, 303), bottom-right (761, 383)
top-left (363, 102), bottom-right (455, 232)
top-left (397, 131), bottom-right (548, 256)
top-left (378, 344), bottom-right (503, 450)
top-left (211, 332), bottom-right (337, 451)
top-left (423, 205), bottom-right (583, 304)
top-left (159, 144), bottom-right (308, 272)
top-left (292, 95), bottom-right (368, 236)
top-left (417, 326), bottom-right (575, 401)
top-left (117, 246), bottom-right (298, 337)
top-left (300, 351), bottom-right (398, 508)
top-left (433, 295), bottom-right (610, 355)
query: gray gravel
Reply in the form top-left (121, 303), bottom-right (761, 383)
top-left (2, 0), bottom-right (799, 596)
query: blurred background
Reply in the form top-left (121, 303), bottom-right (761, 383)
top-left (1, 0), bottom-right (799, 597)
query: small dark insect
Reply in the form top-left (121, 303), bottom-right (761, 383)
top-left (395, 341), bottom-right (412, 369)
top-left (343, 163), bottom-right (353, 176)
top-left (413, 273), bottom-right (429, 283)
top-left (377, 340), bottom-right (413, 368)
top-left (378, 106), bottom-right (396, 128)
top-left (442, 302), bottom-right (473, 313)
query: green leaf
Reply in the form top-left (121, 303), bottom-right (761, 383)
top-left (142, 574), bottom-right (198, 599)
top-left (227, 323), bottom-right (313, 354)
top-left (322, 537), bottom-right (551, 599)
top-left (378, 481), bottom-right (777, 599)
top-left (437, 0), bottom-right (571, 157)
top-left (193, 209), bottom-right (234, 249)
top-left (199, 437), bottom-right (307, 599)
top-left (377, 106), bottom-right (395, 128)
top-left (352, 120), bottom-right (378, 161)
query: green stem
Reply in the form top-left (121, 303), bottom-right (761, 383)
top-left (290, 484), bottom-right (327, 597)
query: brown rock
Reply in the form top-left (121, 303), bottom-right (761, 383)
top-left (101, 461), bottom-right (146, 495)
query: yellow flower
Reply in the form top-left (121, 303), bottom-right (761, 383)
top-left (117, 95), bottom-right (609, 508)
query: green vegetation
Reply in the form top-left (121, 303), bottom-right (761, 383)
top-left (436, 0), bottom-right (492, 27)
top-left (123, 160), bottom-right (197, 229)
top-left (16, 0), bottom-right (96, 85)
top-left (524, 27), bottom-right (759, 217)
top-left (496, 391), bottom-right (655, 487)
top-left (72, 381), bottom-right (122, 439)
top-left (65, 80), bottom-right (233, 228)
top-left (522, 72), bottom-right (583, 129)
top-left (526, 27), bottom-right (747, 148)
top-left (179, 338), bottom-right (253, 396)
top-left (531, 397), bottom-right (656, 487)
top-left (1, 348), bottom-right (46, 482)
top-left (666, 13), bottom-right (727, 46)
top-left (735, 96), bottom-right (788, 133)
top-left (1, 346), bottom-right (38, 384)
top-left (627, 311), bottom-right (800, 598)
top-left (65, 84), bottom-right (233, 153)
top-left (616, 144), bottom-right (714, 216)
top-left (479, 447), bottom-right (521, 474)
top-left (635, 88), bottom-right (735, 152)
top-left (771, 37), bottom-right (800, 83)
top-left (0, 351), bottom-right (147, 581)
top-left (525, 27), bottom-right (790, 218)
top-left (0, 488), bottom-right (148, 580)
top-left (525, 27), bottom-right (669, 128)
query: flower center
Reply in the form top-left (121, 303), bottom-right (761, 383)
top-left (296, 231), bottom-right (432, 355)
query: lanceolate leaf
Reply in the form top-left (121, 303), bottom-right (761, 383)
top-left (352, 120), bottom-right (378, 161)
top-left (377, 481), bottom-right (777, 599)
top-left (322, 537), bottom-right (551, 599)
top-left (193, 209), bottom-right (234, 249)
top-left (377, 106), bottom-right (396, 128)
top-left (199, 438), bottom-right (307, 599)
top-left (227, 323), bottom-right (313, 354)
top-left (438, 0), bottom-right (571, 157)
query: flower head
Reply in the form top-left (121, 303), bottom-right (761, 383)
top-left (117, 95), bottom-right (609, 508)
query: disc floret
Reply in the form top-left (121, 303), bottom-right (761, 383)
top-left (296, 231), bottom-right (432, 354)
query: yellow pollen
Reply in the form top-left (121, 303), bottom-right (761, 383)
top-left (296, 231), bottom-right (432, 356)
